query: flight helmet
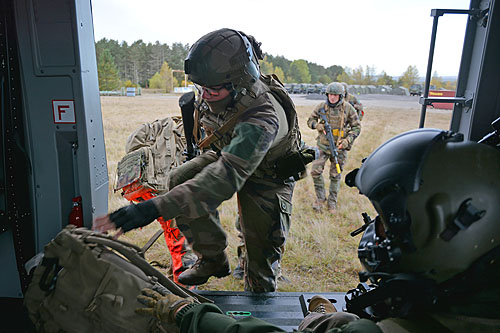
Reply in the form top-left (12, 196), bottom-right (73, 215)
top-left (352, 128), bottom-right (500, 284)
top-left (344, 128), bottom-right (500, 318)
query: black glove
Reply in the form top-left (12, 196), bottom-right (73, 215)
top-left (300, 147), bottom-right (318, 165)
top-left (109, 200), bottom-right (160, 232)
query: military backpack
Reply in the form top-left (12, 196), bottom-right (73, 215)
top-left (114, 116), bottom-right (186, 200)
top-left (24, 226), bottom-right (208, 332)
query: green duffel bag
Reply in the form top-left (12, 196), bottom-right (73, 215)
top-left (24, 225), bottom-right (209, 332)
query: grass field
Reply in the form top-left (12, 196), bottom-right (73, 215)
top-left (100, 93), bottom-right (451, 293)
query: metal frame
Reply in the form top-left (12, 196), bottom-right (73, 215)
top-left (418, 5), bottom-right (486, 128)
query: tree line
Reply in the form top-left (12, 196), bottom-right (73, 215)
top-left (95, 38), bottom-right (188, 91)
top-left (95, 38), bottom-right (456, 92)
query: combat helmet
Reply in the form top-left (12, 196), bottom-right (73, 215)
top-left (345, 128), bottom-right (500, 318)
top-left (325, 82), bottom-right (345, 95)
top-left (184, 28), bottom-right (263, 90)
top-left (340, 82), bottom-right (349, 97)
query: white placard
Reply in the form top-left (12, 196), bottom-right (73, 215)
top-left (52, 100), bottom-right (76, 124)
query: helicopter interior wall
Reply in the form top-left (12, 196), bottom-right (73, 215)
top-left (0, 0), bottom-right (108, 299)
top-left (470, 0), bottom-right (500, 140)
top-left (0, 0), bottom-right (35, 299)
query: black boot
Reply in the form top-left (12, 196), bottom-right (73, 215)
top-left (178, 253), bottom-right (231, 285)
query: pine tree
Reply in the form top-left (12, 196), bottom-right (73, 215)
top-left (376, 71), bottom-right (395, 86)
top-left (352, 66), bottom-right (365, 85)
top-left (260, 56), bottom-right (275, 75)
top-left (160, 62), bottom-right (174, 93)
top-left (399, 65), bottom-right (420, 88)
top-left (274, 66), bottom-right (285, 82)
top-left (289, 59), bottom-right (311, 83)
top-left (97, 49), bottom-right (120, 91)
top-left (431, 71), bottom-right (444, 89)
top-left (149, 72), bottom-right (165, 90)
top-left (364, 66), bottom-right (376, 85)
top-left (337, 71), bottom-right (352, 84)
top-left (319, 74), bottom-right (331, 84)
top-left (326, 65), bottom-right (343, 82)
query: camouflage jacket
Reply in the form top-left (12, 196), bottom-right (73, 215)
top-left (307, 100), bottom-right (361, 151)
top-left (151, 78), bottom-right (297, 220)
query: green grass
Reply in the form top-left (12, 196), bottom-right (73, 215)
top-left (100, 94), bottom-right (451, 292)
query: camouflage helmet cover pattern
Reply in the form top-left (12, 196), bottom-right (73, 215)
top-left (184, 28), bottom-right (262, 88)
top-left (325, 82), bottom-right (345, 95)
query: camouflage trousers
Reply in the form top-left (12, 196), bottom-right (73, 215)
top-left (168, 152), bottom-right (294, 292)
top-left (310, 148), bottom-right (348, 209)
top-left (234, 217), bottom-right (287, 283)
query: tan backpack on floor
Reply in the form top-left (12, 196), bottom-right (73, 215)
top-left (24, 226), bottom-right (208, 332)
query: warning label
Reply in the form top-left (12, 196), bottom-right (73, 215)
top-left (52, 100), bottom-right (76, 124)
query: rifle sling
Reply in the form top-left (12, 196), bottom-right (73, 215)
top-left (140, 228), bottom-right (164, 253)
top-left (198, 93), bottom-right (256, 149)
top-left (337, 101), bottom-right (346, 145)
top-left (198, 108), bottom-right (246, 149)
top-left (193, 108), bottom-right (200, 143)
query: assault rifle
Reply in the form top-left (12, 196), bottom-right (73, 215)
top-left (179, 91), bottom-right (200, 160)
top-left (318, 108), bottom-right (341, 174)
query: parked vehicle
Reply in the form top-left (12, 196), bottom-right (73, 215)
top-left (410, 84), bottom-right (423, 96)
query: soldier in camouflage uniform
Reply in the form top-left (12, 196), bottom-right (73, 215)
top-left (307, 82), bottom-right (360, 213)
top-left (94, 28), bottom-right (302, 292)
top-left (341, 82), bottom-right (364, 120)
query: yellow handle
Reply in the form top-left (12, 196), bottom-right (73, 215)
top-left (336, 163), bottom-right (341, 174)
top-left (331, 129), bottom-right (344, 137)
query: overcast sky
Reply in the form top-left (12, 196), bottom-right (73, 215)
top-left (91, 0), bottom-right (471, 77)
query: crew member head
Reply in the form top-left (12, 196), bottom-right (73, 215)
top-left (346, 128), bottom-right (500, 317)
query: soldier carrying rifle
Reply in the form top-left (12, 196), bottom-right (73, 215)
top-left (307, 82), bottom-right (361, 213)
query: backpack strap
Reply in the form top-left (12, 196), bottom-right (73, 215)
top-left (197, 90), bottom-right (257, 149)
top-left (77, 231), bottom-right (213, 304)
top-left (338, 101), bottom-right (346, 143)
top-left (140, 228), bottom-right (164, 253)
top-left (197, 107), bottom-right (247, 149)
top-left (198, 75), bottom-right (294, 151)
top-left (73, 227), bottom-right (143, 254)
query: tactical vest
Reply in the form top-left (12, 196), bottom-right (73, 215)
top-left (196, 74), bottom-right (301, 179)
top-left (318, 101), bottom-right (347, 148)
top-left (257, 74), bottom-right (301, 177)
